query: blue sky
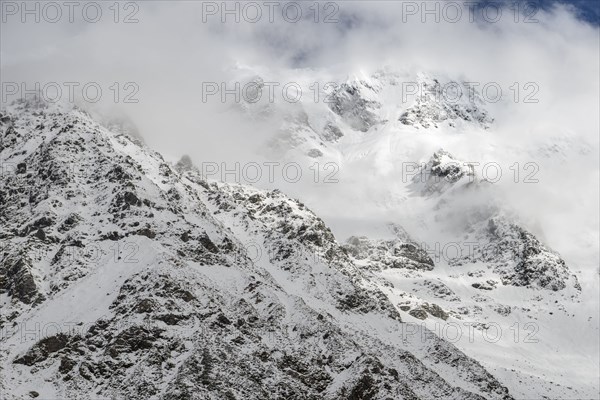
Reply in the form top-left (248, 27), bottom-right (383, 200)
top-left (475, 0), bottom-right (600, 24)
top-left (558, 0), bottom-right (600, 24)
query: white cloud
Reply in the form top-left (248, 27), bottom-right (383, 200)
top-left (1, 1), bottom-right (598, 265)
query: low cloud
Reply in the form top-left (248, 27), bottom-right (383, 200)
top-left (1, 0), bottom-right (598, 266)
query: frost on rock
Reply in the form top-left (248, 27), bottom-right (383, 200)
top-left (410, 149), bottom-right (479, 196)
top-left (410, 150), bottom-right (580, 293)
top-left (329, 80), bottom-right (382, 132)
top-left (399, 77), bottom-right (493, 130)
top-left (451, 217), bottom-right (580, 292)
top-left (0, 101), bottom-right (512, 399)
top-left (343, 236), bottom-right (435, 272)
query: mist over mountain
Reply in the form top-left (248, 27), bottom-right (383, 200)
top-left (1, 1), bottom-right (598, 399)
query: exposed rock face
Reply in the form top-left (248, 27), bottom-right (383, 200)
top-left (410, 149), bottom-right (478, 196)
top-left (329, 81), bottom-right (382, 132)
top-left (399, 77), bottom-right (493, 130)
top-left (307, 148), bottom-right (324, 158)
top-left (175, 154), bottom-right (194, 172)
top-left (14, 333), bottom-right (73, 366)
top-left (451, 217), bottom-right (580, 292)
top-left (0, 252), bottom-right (43, 306)
top-left (408, 150), bottom-right (579, 293)
top-left (0, 100), bottom-right (512, 399)
top-left (321, 123), bottom-right (343, 142)
top-left (224, 70), bottom-right (496, 164)
top-left (175, 67), bottom-right (594, 399)
top-left (343, 236), bottom-right (435, 272)
top-left (421, 303), bottom-right (449, 320)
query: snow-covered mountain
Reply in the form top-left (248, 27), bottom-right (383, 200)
top-left (1, 99), bottom-right (516, 399)
top-left (0, 73), bottom-right (598, 400)
top-left (212, 66), bottom-right (600, 399)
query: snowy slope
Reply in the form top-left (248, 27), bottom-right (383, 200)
top-left (0, 99), bottom-right (516, 399)
top-left (1, 62), bottom-right (598, 399)
top-left (215, 67), bottom-right (600, 399)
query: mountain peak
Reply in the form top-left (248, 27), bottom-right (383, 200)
top-left (0, 104), bottom-right (514, 399)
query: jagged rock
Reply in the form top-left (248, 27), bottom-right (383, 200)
top-left (175, 155), bottom-right (194, 172)
top-left (422, 303), bottom-right (449, 320)
top-left (58, 213), bottom-right (81, 232)
top-left (413, 150), bottom-right (579, 293)
top-left (454, 217), bottom-right (578, 291)
top-left (14, 333), bottom-right (73, 366)
top-left (0, 100), bottom-right (513, 400)
top-left (33, 228), bottom-right (46, 241)
top-left (135, 227), bottom-right (156, 239)
top-left (0, 253), bottom-right (42, 305)
top-left (472, 280), bottom-right (498, 291)
top-left (329, 81), bottom-right (382, 132)
top-left (198, 233), bottom-right (219, 253)
top-left (307, 148), bottom-right (323, 158)
top-left (322, 123), bottom-right (343, 141)
top-left (399, 77), bottom-right (493, 129)
top-left (343, 235), bottom-right (434, 272)
top-left (410, 149), bottom-right (478, 196)
top-left (409, 309), bottom-right (428, 320)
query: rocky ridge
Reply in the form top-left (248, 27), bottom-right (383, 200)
top-left (0, 100), bottom-right (512, 399)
